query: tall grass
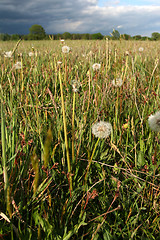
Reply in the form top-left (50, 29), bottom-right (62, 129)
top-left (0, 39), bottom-right (160, 239)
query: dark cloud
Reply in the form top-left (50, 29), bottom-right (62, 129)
top-left (0, 0), bottom-right (160, 36)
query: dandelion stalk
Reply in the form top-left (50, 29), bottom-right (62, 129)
top-left (84, 137), bottom-right (100, 184)
top-left (65, 56), bottom-right (67, 86)
top-left (115, 87), bottom-right (119, 125)
top-left (85, 121), bottom-right (112, 184)
top-left (59, 69), bottom-right (73, 192)
top-left (72, 91), bottom-right (76, 163)
top-left (106, 37), bottom-right (109, 74)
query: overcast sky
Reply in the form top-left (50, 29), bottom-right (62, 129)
top-left (0, 0), bottom-right (160, 36)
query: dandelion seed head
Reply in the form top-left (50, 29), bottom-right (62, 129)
top-left (148, 111), bottom-right (160, 132)
top-left (71, 79), bottom-right (81, 92)
top-left (92, 63), bottom-right (101, 71)
top-left (112, 78), bottom-right (123, 87)
top-left (29, 52), bottom-right (34, 57)
top-left (62, 46), bottom-right (70, 53)
top-left (139, 47), bottom-right (144, 52)
top-left (92, 121), bottom-right (112, 139)
top-left (4, 51), bottom-right (12, 58)
top-left (13, 61), bottom-right (22, 69)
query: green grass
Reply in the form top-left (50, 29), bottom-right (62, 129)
top-left (0, 39), bottom-right (160, 239)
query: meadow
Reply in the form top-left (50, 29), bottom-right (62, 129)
top-left (0, 39), bottom-right (160, 239)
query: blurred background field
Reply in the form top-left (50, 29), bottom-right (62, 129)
top-left (0, 39), bottom-right (160, 239)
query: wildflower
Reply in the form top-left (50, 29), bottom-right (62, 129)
top-left (139, 47), bottom-right (144, 52)
top-left (92, 63), bottom-right (101, 71)
top-left (148, 111), bottom-right (160, 132)
top-left (112, 78), bottom-right (123, 87)
top-left (4, 51), bottom-right (12, 58)
top-left (62, 46), bottom-right (70, 53)
top-left (71, 79), bottom-right (81, 92)
top-left (92, 121), bottom-right (112, 139)
top-left (29, 52), bottom-right (34, 57)
top-left (13, 61), bottom-right (22, 69)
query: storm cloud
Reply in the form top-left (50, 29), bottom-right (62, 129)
top-left (0, 0), bottom-right (160, 36)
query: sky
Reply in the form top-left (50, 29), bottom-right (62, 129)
top-left (0, 0), bottom-right (160, 37)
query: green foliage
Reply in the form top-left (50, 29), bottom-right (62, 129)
top-left (133, 35), bottom-right (142, 40)
top-left (62, 32), bottom-right (72, 39)
top-left (10, 34), bottom-right (21, 41)
top-left (111, 29), bottom-right (120, 39)
top-left (121, 33), bottom-right (131, 40)
top-left (0, 33), bottom-right (11, 41)
top-left (1, 29), bottom-right (160, 41)
top-left (0, 39), bottom-right (160, 239)
top-left (29, 24), bottom-right (46, 40)
top-left (151, 32), bottom-right (160, 40)
top-left (91, 33), bottom-right (104, 40)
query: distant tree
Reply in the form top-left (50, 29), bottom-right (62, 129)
top-left (29, 24), bottom-right (46, 40)
top-left (141, 36), bottom-right (149, 41)
top-left (151, 32), bottom-right (160, 40)
top-left (72, 33), bottom-right (81, 40)
top-left (91, 33), bottom-right (104, 40)
top-left (54, 33), bottom-right (62, 40)
top-left (62, 32), bottom-right (72, 39)
top-left (81, 33), bottom-right (91, 40)
top-left (11, 34), bottom-right (21, 41)
top-left (111, 29), bottom-right (120, 39)
top-left (105, 35), bottom-right (111, 40)
top-left (133, 35), bottom-right (142, 40)
top-left (0, 33), bottom-right (11, 41)
top-left (121, 34), bottom-right (131, 40)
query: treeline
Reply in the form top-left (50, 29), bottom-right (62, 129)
top-left (1, 31), bottom-right (160, 41)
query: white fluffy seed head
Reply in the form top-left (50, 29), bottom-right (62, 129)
top-left (112, 78), bottom-right (123, 87)
top-left (62, 46), bottom-right (70, 53)
top-left (4, 51), bottom-right (12, 58)
top-left (71, 80), bottom-right (81, 92)
top-left (148, 111), bottom-right (160, 132)
top-left (139, 47), bottom-right (144, 52)
top-left (29, 52), bottom-right (34, 57)
top-left (13, 61), bottom-right (22, 69)
top-left (92, 121), bottom-right (112, 139)
top-left (92, 63), bottom-right (101, 71)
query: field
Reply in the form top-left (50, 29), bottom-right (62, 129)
top-left (0, 39), bottom-right (160, 239)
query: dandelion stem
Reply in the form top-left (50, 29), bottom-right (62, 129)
top-left (72, 92), bottom-right (76, 163)
top-left (64, 56), bottom-right (67, 86)
top-left (84, 137), bottom-right (100, 184)
top-left (106, 37), bottom-right (109, 74)
top-left (59, 69), bottom-right (73, 192)
top-left (115, 87), bottom-right (119, 127)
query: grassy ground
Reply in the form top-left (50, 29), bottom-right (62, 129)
top-left (0, 39), bottom-right (160, 239)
